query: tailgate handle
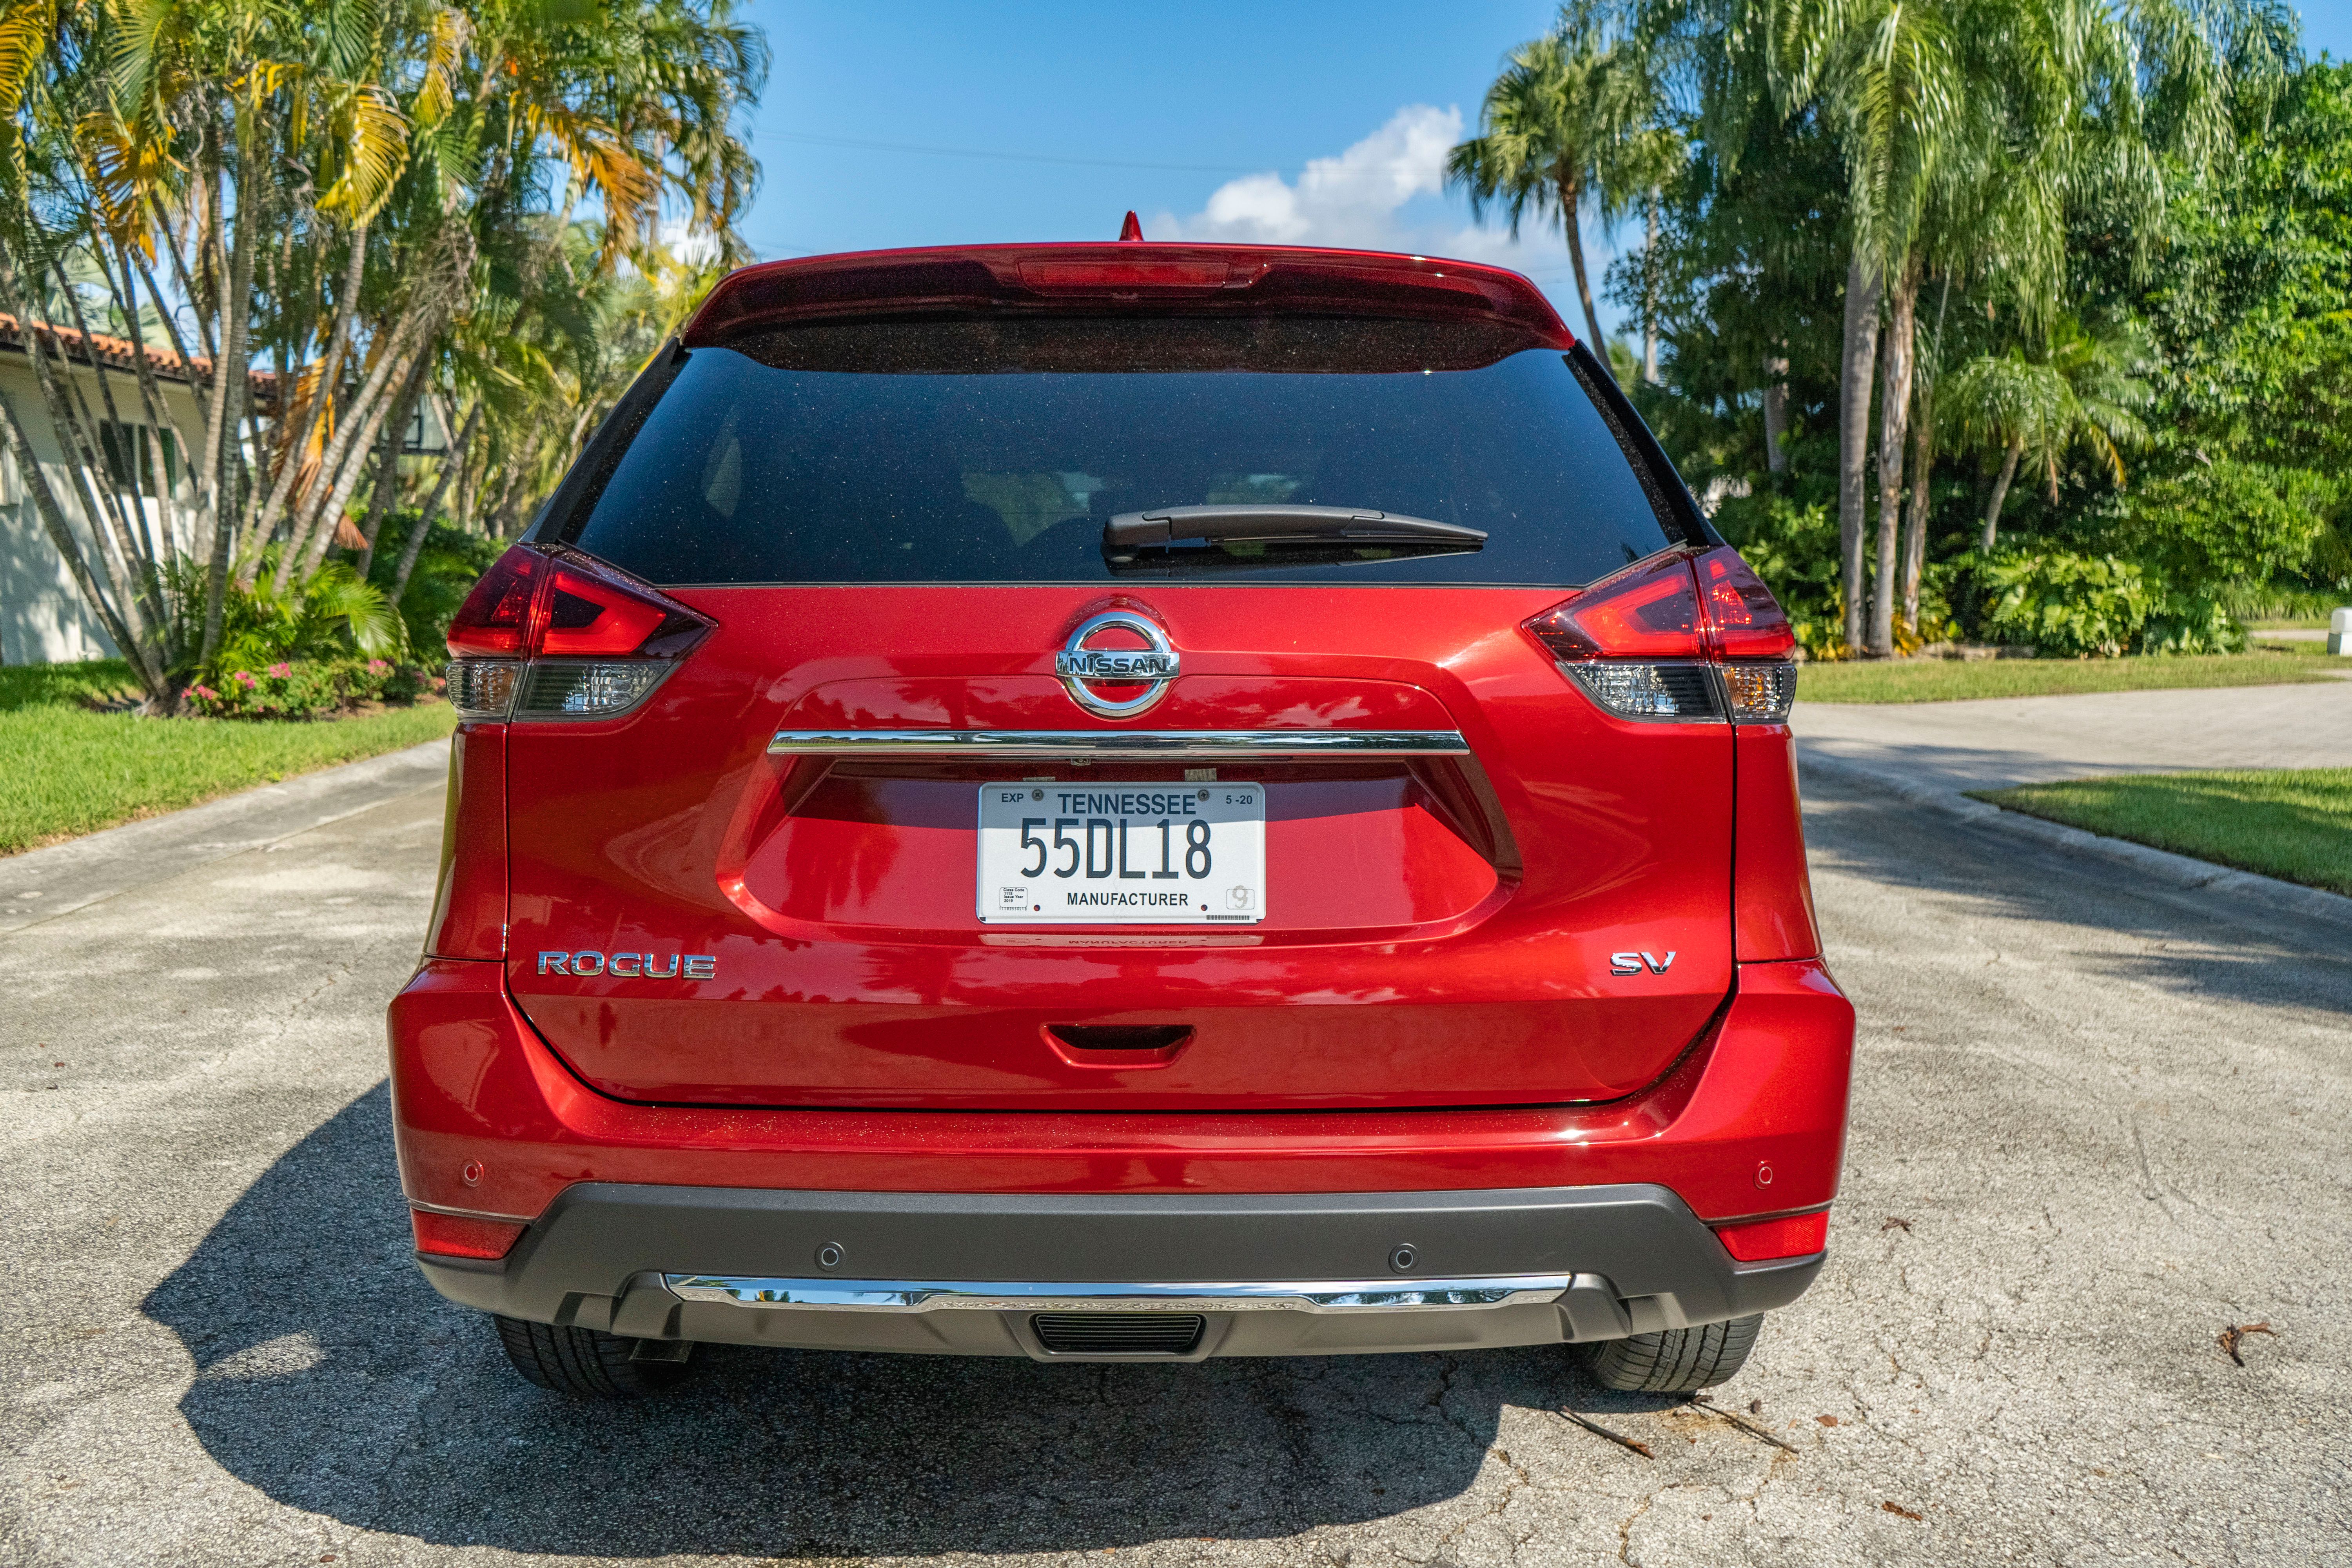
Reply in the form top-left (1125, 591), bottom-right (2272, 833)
top-left (1047, 1025), bottom-right (1193, 1052)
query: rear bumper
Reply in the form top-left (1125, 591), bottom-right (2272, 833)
top-left (419, 1182), bottom-right (1821, 1359)
top-left (389, 954), bottom-right (1853, 1356)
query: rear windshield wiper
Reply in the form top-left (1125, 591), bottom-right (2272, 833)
top-left (1103, 505), bottom-right (1488, 558)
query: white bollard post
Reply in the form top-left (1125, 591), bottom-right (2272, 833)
top-left (2332, 606), bottom-right (2352, 656)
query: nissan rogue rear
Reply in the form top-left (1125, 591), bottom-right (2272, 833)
top-left (388, 236), bottom-right (1854, 1397)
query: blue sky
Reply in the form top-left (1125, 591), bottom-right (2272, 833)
top-left (735, 1), bottom-right (2352, 343)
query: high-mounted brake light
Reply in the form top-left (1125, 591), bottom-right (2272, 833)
top-left (1017, 259), bottom-right (1232, 291)
top-left (444, 544), bottom-right (713, 722)
top-left (1523, 548), bottom-right (1798, 724)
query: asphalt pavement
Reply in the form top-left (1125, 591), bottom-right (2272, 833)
top-left (3, 737), bottom-right (2347, 1566)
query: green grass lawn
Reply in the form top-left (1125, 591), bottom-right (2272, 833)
top-left (1974, 769), bottom-right (2352, 897)
top-left (2, 660), bottom-right (456, 856)
top-left (1796, 648), bottom-right (2342, 704)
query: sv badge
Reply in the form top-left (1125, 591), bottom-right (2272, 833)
top-left (1610, 950), bottom-right (1677, 976)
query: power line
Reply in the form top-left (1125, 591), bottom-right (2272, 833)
top-left (755, 128), bottom-right (1262, 176)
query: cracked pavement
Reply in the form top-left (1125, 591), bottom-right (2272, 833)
top-left (1, 755), bottom-right (2346, 1566)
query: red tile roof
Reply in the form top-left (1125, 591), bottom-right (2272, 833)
top-left (0, 311), bottom-right (277, 392)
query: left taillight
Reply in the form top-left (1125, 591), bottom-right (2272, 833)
top-left (1522, 545), bottom-right (1797, 724)
top-left (444, 543), bottom-right (713, 722)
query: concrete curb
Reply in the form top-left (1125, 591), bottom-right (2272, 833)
top-left (1796, 746), bottom-right (2352, 934)
top-left (0, 736), bottom-right (451, 934)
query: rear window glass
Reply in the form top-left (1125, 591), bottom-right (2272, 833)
top-left (561, 316), bottom-right (1679, 586)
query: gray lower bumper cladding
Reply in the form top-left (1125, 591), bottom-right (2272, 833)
top-left (417, 1183), bottom-right (1822, 1361)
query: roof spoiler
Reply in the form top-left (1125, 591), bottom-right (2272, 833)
top-left (682, 243), bottom-right (1574, 348)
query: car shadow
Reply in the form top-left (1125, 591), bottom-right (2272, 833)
top-left (143, 1084), bottom-right (1678, 1558)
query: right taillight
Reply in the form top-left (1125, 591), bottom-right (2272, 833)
top-left (1524, 546), bottom-right (1797, 724)
top-left (444, 544), bottom-right (713, 722)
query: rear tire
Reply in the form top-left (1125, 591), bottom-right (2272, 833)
top-left (1577, 1313), bottom-right (1762, 1394)
top-left (494, 1314), bottom-right (688, 1397)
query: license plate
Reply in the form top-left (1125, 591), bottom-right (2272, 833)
top-left (976, 784), bottom-right (1266, 924)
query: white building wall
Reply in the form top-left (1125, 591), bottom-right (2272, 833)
top-left (0, 356), bottom-right (206, 667)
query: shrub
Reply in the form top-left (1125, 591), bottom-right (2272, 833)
top-left (210, 554), bottom-right (400, 674)
top-left (183, 658), bottom-right (439, 720)
top-left (1977, 551), bottom-right (2156, 657)
top-left (365, 512), bottom-right (502, 655)
top-left (2139, 591), bottom-right (2249, 655)
top-left (164, 548), bottom-right (406, 691)
top-left (2114, 460), bottom-right (2330, 588)
top-left (1711, 492), bottom-right (1848, 657)
top-left (186, 662), bottom-right (344, 719)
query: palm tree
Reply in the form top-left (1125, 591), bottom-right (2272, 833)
top-left (1762, 0), bottom-right (1971, 653)
top-left (1738, 0), bottom-right (2263, 654)
top-left (1447, 21), bottom-right (1637, 356)
top-left (1944, 318), bottom-right (2154, 550)
top-left (1606, 46), bottom-right (1686, 383)
top-left (0, 0), bottom-right (765, 705)
top-left (1943, 351), bottom-right (2062, 551)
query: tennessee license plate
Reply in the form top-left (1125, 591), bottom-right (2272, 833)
top-left (976, 783), bottom-right (1267, 924)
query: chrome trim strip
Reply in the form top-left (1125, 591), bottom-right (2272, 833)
top-left (767, 729), bottom-right (1470, 758)
top-left (662, 1274), bottom-right (1571, 1312)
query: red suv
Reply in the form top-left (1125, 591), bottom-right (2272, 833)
top-left (389, 238), bottom-right (1853, 1398)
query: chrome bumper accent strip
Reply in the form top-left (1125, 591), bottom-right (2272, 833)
top-left (767, 728), bottom-right (1470, 758)
top-left (662, 1274), bottom-right (1571, 1312)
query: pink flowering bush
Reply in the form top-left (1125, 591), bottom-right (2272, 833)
top-left (183, 658), bottom-right (436, 720)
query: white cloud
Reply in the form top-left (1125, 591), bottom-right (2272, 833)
top-left (659, 217), bottom-right (722, 266)
top-left (1162, 105), bottom-right (1463, 248)
top-left (1151, 105), bottom-right (1625, 339)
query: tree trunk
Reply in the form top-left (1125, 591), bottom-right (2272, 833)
top-left (1762, 353), bottom-right (1789, 474)
top-left (278, 219), bottom-right (470, 586)
top-left (201, 135), bottom-right (260, 660)
top-left (249, 218), bottom-right (368, 562)
top-left (49, 249), bottom-right (160, 598)
top-left (290, 335), bottom-right (428, 583)
top-left (389, 402), bottom-right (482, 606)
top-left (485, 429), bottom-right (540, 539)
top-left (1900, 385), bottom-right (1934, 634)
top-left (457, 449), bottom-right (481, 532)
top-left (39, 252), bottom-right (149, 585)
top-left (153, 190), bottom-right (220, 371)
top-left (1868, 265), bottom-right (1918, 657)
top-left (113, 235), bottom-right (200, 560)
top-left (1980, 438), bottom-right (2022, 552)
top-left (357, 358), bottom-right (428, 577)
top-left (279, 317), bottom-right (424, 587)
top-left (1642, 196), bottom-right (1659, 383)
top-left (1559, 172), bottom-right (1609, 368)
top-left (1836, 253), bottom-right (1882, 654)
top-left (132, 235), bottom-right (209, 433)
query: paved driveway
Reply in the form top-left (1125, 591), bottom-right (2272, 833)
top-left (2, 748), bottom-right (2346, 1566)
top-left (1793, 676), bottom-right (2352, 789)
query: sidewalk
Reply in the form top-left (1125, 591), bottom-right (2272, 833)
top-left (1791, 680), bottom-right (2352, 929)
top-left (1791, 677), bottom-right (2352, 791)
top-left (0, 738), bottom-right (450, 936)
